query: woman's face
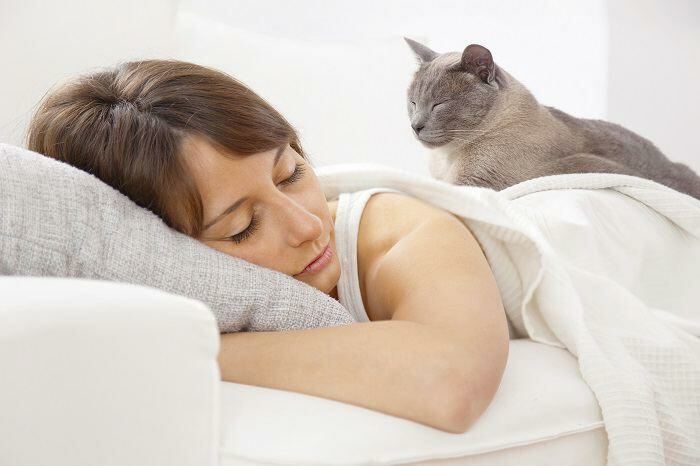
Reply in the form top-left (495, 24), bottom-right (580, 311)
top-left (182, 135), bottom-right (340, 296)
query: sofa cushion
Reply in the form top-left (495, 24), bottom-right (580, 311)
top-left (0, 276), bottom-right (220, 466)
top-left (0, 143), bottom-right (354, 332)
top-left (218, 339), bottom-right (606, 466)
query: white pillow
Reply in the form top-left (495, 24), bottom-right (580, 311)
top-left (173, 10), bottom-right (431, 177)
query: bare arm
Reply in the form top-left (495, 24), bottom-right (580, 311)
top-left (218, 319), bottom-right (473, 433)
top-left (365, 194), bottom-right (510, 432)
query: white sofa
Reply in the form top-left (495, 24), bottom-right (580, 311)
top-left (0, 277), bottom-right (607, 466)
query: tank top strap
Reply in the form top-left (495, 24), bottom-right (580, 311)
top-left (334, 187), bottom-right (403, 322)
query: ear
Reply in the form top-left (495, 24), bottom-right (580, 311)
top-left (450, 44), bottom-right (495, 84)
top-left (404, 37), bottom-right (439, 64)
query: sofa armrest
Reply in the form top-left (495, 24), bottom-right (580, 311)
top-left (0, 277), bottom-right (220, 466)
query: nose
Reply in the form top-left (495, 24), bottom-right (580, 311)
top-left (276, 195), bottom-right (323, 247)
top-left (410, 113), bottom-right (426, 135)
top-left (412, 122), bottom-right (424, 134)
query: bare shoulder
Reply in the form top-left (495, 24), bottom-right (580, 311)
top-left (360, 192), bottom-right (433, 260)
top-left (363, 191), bottom-right (449, 238)
top-left (358, 191), bottom-right (474, 321)
top-left (331, 191), bottom-right (449, 261)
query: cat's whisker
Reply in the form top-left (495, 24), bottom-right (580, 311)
top-left (441, 129), bottom-right (490, 134)
top-left (444, 135), bottom-right (495, 145)
top-left (422, 129), bottom-right (488, 139)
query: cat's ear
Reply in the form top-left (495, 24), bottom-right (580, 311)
top-left (404, 37), bottom-right (438, 64)
top-left (449, 44), bottom-right (495, 84)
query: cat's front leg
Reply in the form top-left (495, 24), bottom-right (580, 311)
top-left (543, 153), bottom-right (644, 178)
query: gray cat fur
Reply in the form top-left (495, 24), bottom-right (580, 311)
top-left (404, 38), bottom-right (700, 199)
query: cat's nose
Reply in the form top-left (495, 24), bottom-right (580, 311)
top-left (412, 123), bottom-right (424, 134)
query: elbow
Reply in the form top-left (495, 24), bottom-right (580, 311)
top-left (428, 365), bottom-right (476, 434)
top-left (437, 373), bottom-right (477, 434)
top-left (437, 343), bottom-right (509, 434)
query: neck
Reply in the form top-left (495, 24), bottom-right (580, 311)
top-left (329, 285), bottom-right (339, 301)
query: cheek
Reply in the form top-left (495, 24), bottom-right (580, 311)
top-left (234, 240), bottom-right (281, 270)
top-left (301, 172), bottom-right (327, 207)
top-left (434, 108), bottom-right (455, 125)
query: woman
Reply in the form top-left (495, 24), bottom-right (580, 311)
top-left (27, 60), bottom-right (509, 434)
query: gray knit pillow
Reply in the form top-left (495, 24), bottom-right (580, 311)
top-left (0, 143), bottom-right (354, 332)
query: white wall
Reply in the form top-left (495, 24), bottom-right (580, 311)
top-left (0, 0), bottom-right (697, 173)
top-left (178, 0), bottom-right (609, 119)
top-left (607, 0), bottom-right (700, 171)
top-left (0, 0), bottom-right (177, 147)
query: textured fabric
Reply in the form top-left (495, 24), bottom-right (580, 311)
top-left (333, 187), bottom-right (401, 322)
top-left (317, 163), bottom-right (700, 466)
top-left (0, 143), bottom-right (354, 332)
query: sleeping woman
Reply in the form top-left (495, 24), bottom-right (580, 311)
top-left (26, 60), bottom-right (510, 434)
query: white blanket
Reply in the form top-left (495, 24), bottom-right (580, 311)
top-left (317, 164), bottom-right (700, 466)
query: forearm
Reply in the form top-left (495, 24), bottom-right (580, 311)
top-left (218, 320), bottom-right (470, 433)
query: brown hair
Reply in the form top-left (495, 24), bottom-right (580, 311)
top-left (26, 59), bottom-right (308, 237)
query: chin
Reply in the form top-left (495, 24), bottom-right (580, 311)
top-left (322, 259), bottom-right (342, 294)
top-left (417, 137), bottom-right (448, 149)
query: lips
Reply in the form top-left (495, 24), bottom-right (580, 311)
top-left (297, 241), bottom-right (332, 276)
top-left (306, 244), bottom-right (329, 268)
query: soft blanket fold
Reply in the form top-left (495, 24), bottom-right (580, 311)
top-left (317, 164), bottom-right (700, 466)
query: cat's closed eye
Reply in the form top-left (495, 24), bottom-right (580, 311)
top-left (431, 100), bottom-right (451, 111)
top-left (410, 100), bottom-right (416, 109)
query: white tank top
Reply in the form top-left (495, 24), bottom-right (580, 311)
top-left (333, 187), bottom-right (402, 322)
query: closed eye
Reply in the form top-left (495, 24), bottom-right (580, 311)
top-left (227, 162), bottom-right (307, 244)
top-left (279, 162), bottom-right (306, 186)
top-left (431, 100), bottom-right (451, 111)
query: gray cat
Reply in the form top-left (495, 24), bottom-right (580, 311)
top-left (404, 37), bottom-right (700, 200)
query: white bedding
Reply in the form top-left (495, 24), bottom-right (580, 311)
top-left (317, 165), bottom-right (700, 466)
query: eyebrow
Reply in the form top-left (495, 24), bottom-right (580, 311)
top-left (202, 145), bottom-right (287, 232)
